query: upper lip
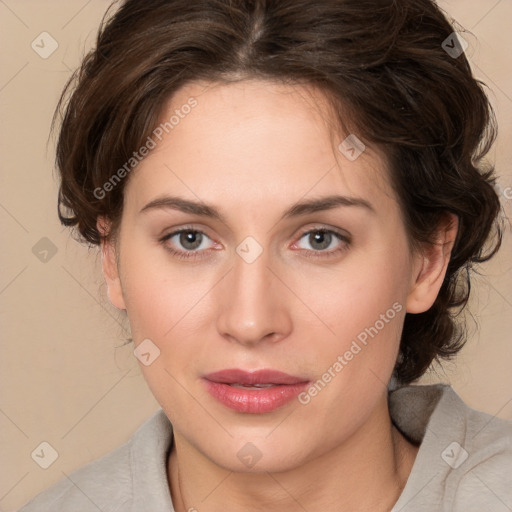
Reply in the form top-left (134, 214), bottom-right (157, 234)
top-left (203, 369), bottom-right (309, 385)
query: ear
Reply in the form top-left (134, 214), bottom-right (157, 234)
top-left (97, 216), bottom-right (126, 310)
top-left (406, 213), bottom-right (459, 314)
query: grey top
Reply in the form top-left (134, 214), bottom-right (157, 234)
top-left (16, 384), bottom-right (512, 512)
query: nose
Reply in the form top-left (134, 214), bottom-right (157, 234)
top-left (215, 246), bottom-right (293, 347)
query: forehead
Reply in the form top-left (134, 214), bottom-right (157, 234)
top-left (124, 79), bottom-right (396, 215)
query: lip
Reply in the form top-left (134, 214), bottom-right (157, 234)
top-left (204, 369), bottom-right (307, 386)
top-left (203, 369), bottom-right (310, 414)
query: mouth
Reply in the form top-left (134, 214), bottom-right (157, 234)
top-left (204, 368), bottom-right (308, 386)
top-left (202, 369), bottom-right (310, 414)
top-left (229, 383), bottom-right (277, 389)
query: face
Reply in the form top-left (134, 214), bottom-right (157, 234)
top-left (101, 79), bottom-right (446, 473)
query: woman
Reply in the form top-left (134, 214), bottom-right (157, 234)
top-left (17, 0), bottom-right (511, 511)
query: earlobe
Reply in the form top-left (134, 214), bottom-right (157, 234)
top-left (406, 214), bottom-right (459, 314)
top-left (97, 217), bottom-right (126, 311)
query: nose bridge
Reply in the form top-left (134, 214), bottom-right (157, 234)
top-left (215, 242), bottom-right (291, 345)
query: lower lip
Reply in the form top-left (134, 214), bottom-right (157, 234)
top-left (203, 380), bottom-right (310, 414)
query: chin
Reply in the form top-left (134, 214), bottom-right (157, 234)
top-left (196, 427), bottom-right (317, 474)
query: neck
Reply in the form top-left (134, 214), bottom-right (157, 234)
top-left (168, 396), bottom-right (419, 512)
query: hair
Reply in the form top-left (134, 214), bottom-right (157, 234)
top-left (54, 0), bottom-right (503, 385)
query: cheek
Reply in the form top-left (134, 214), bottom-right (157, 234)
top-left (294, 241), bottom-right (410, 403)
top-left (116, 237), bottom-right (167, 334)
top-left (291, 264), bottom-right (408, 428)
top-left (123, 271), bottom-right (200, 344)
top-left (119, 253), bottom-right (206, 414)
top-left (117, 230), bottom-right (204, 334)
top-left (302, 245), bottom-right (410, 343)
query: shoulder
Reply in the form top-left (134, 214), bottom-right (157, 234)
top-left (16, 409), bottom-right (173, 512)
top-left (390, 384), bottom-right (512, 511)
top-left (16, 440), bottom-right (133, 512)
top-left (447, 401), bottom-right (512, 511)
top-left (430, 384), bottom-right (512, 467)
top-left (390, 383), bottom-right (512, 453)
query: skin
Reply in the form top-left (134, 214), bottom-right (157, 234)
top-left (99, 79), bottom-right (457, 512)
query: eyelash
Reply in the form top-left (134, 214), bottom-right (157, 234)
top-left (159, 226), bottom-right (351, 261)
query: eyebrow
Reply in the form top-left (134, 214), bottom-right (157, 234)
top-left (139, 194), bottom-right (375, 221)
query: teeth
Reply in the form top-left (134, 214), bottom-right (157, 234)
top-left (230, 383), bottom-right (276, 389)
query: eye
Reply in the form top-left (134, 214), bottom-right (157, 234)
top-left (293, 228), bottom-right (350, 258)
top-left (160, 228), bottom-right (216, 260)
top-left (159, 226), bottom-right (350, 261)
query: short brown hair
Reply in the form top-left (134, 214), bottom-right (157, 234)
top-left (54, 0), bottom-right (503, 384)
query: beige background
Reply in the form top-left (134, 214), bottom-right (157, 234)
top-left (0, 1), bottom-right (511, 510)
